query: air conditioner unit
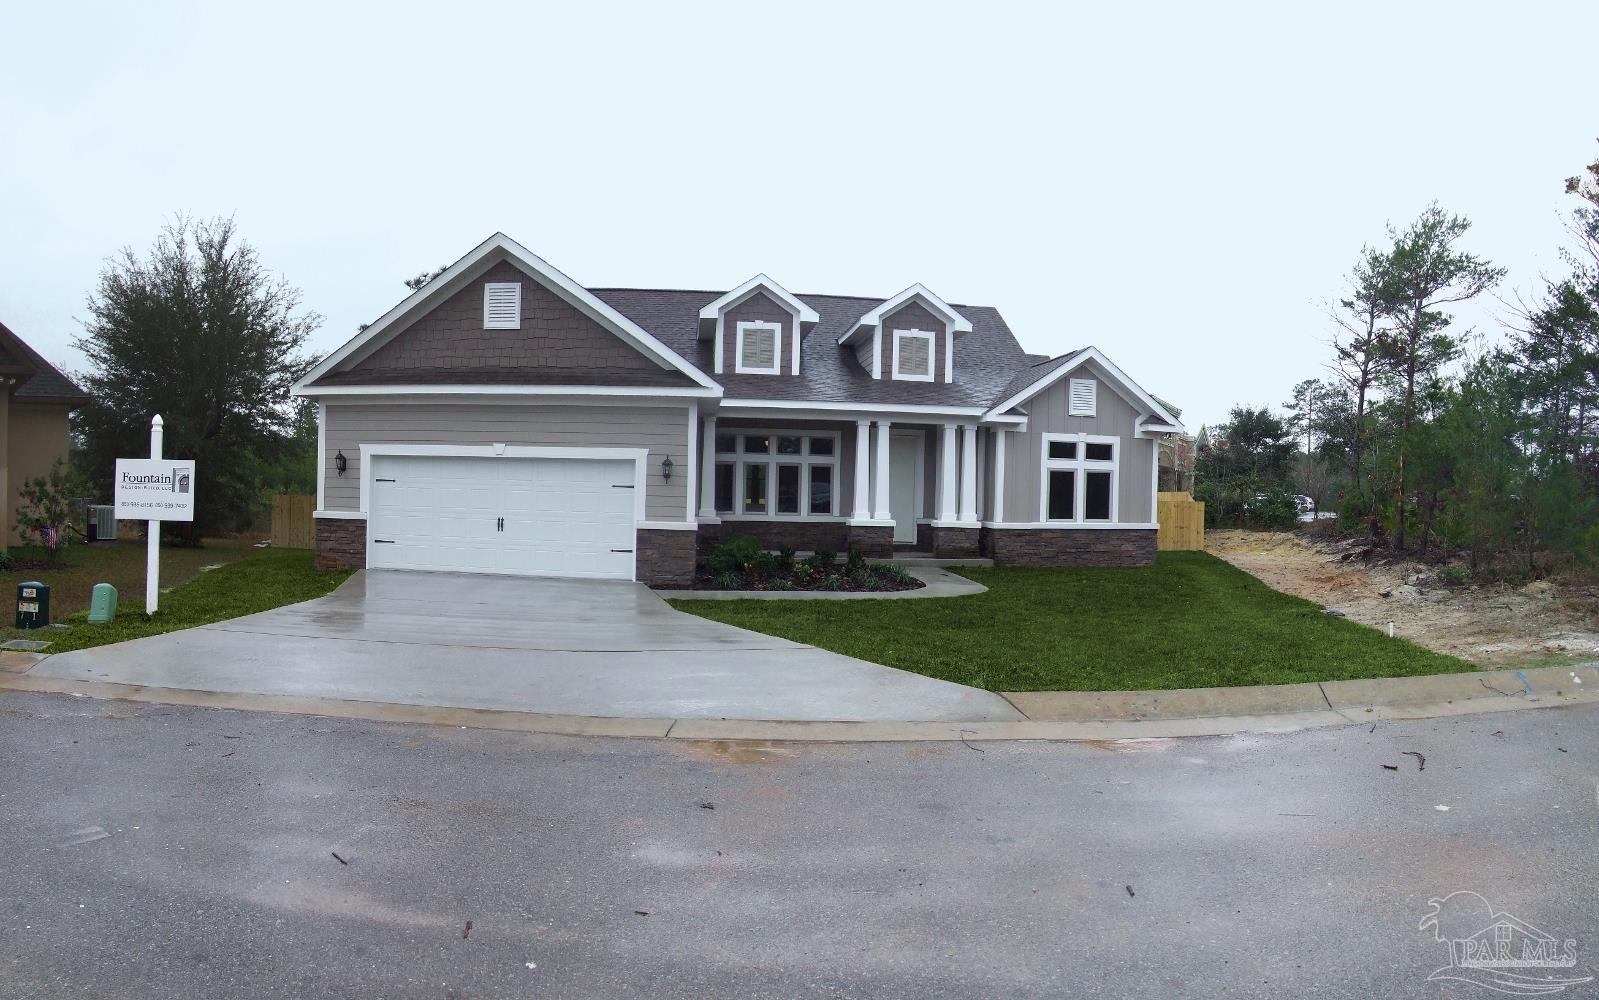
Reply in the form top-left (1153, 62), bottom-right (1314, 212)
top-left (88, 505), bottom-right (118, 542)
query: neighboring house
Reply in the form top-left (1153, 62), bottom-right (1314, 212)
top-left (292, 234), bottom-right (1184, 586)
top-left (0, 320), bottom-right (91, 545)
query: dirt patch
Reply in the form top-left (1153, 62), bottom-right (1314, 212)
top-left (1207, 529), bottom-right (1599, 668)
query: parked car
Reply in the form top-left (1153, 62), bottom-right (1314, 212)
top-left (1293, 494), bottom-right (1315, 513)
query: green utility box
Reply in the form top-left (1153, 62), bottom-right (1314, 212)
top-left (16, 581), bottom-right (49, 629)
top-left (88, 583), bottom-right (118, 624)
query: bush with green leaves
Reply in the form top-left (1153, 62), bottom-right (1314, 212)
top-left (707, 535), bottom-right (762, 576)
top-left (14, 459), bottom-right (81, 563)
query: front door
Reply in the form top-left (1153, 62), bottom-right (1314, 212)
top-left (889, 433), bottom-right (922, 544)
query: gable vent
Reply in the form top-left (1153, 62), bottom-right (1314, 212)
top-left (1068, 377), bottom-right (1096, 417)
top-left (736, 322), bottom-right (781, 374)
top-left (483, 282), bottom-right (521, 329)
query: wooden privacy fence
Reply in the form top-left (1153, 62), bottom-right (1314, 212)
top-left (271, 494), bottom-right (315, 549)
top-left (1157, 491), bottom-right (1205, 551)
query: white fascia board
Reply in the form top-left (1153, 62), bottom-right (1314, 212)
top-left (982, 346), bottom-right (1183, 429)
top-left (721, 397), bottom-right (989, 418)
top-left (293, 232), bottom-right (719, 393)
top-left (294, 384), bottom-right (720, 400)
top-left (837, 283), bottom-right (974, 346)
top-left (697, 274), bottom-right (819, 337)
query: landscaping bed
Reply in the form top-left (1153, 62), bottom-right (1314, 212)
top-left (693, 538), bottom-right (924, 593)
top-left (669, 551), bottom-right (1471, 691)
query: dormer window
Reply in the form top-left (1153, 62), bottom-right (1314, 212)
top-left (734, 321), bottom-right (782, 375)
top-left (483, 282), bottom-right (521, 329)
top-left (892, 329), bottom-right (935, 382)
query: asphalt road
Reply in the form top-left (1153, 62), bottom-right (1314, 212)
top-left (1, 691), bottom-right (1595, 999)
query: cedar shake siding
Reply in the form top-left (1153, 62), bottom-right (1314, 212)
top-left (721, 291), bottom-right (795, 375)
top-left (1001, 363), bottom-right (1156, 524)
top-left (879, 301), bottom-right (948, 383)
top-left (321, 403), bottom-right (690, 522)
top-left (333, 261), bottom-right (671, 385)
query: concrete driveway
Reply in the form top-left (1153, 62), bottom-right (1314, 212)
top-left (27, 570), bottom-right (1020, 723)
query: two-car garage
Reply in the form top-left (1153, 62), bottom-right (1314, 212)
top-left (365, 453), bottom-right (641, 579)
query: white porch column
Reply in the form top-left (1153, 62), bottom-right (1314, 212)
top-left (992, 428), bottom-right (1007, 523)
top-left (698, 414), bottom-right (717, 519)
top-left (937, 423), bottom-right (958, 521)
top-left (959, 424), bottom-right (978, 523)
top-left (872, 420), bottom-right (892, 520)
top-left (851, 419), bottom-right (871, 520)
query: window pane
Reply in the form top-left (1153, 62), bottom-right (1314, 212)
top-left (715, 434), bottom-right (736, 454)
top-left (1085, 442), bottom-right (1114, 462)
top-left (808, 465), bottom-right (833, 514)
top-left (777, 464), bottom-right (800, 514)
top-left (743, 463), bottom-right (768, 513)
top-left (777, 436), bottom-right (803, 455)
top-left (743, 435), bottom-right (771, 454)
top-left (1085, 471), bottom-right (1112, 520)
top-left (808, 437), bottom-right (834, 456)
top-left (1048, 440), bottom-right (1077, 460)
top-left (714, 462), bottom-right (735, 513)
top-left (1047, 469), bottom-right (1076, 520)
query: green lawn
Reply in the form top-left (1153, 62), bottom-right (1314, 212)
top-left (668, 552), bottom-right (1473, 691)
top-left (15, 547), bottom-right (352, 653)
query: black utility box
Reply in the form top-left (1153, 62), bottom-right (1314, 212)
top-left (16, 582), bottom-right (48, 629)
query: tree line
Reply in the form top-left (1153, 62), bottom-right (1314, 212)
top-left (1197, 143), bottom-right (1599, 577)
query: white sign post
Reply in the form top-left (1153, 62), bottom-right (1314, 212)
top-left (113, 415), bottom-right (196, 615)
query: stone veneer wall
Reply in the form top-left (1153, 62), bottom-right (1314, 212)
top-left (983, 528), bottom-right (1157, 567)
top-left (695, 521), bottom-right (852, 561)
top-left (930, 526), bottom-right (980, 558)
top-left (845, 525), bottom-right (894, 558)
top-left (315, 517), bottom-right (367, 571)
top-left (637, 529), bottom-right (696, 588)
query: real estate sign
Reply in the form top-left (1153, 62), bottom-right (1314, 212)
top-left (114, 458), bottom-right (197, 522)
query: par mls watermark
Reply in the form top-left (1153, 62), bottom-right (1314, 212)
top-left (1420, 891), bottom-right (1592, 995)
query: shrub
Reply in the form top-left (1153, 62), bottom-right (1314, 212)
top-left (1436, 564), bottom-right (1472, 586)
top-left (800, 550), bottom-right (833, 575)
top-left (776, 545), bottom-right (796, 570)
top-left (751, 551), bottom-right (786, 579)
top-left (764, 578), bottom-right (793, 591)
top-left (820, 574), bottom-right (844, 591)
top-left (812, 547), bottom-right (837, 566)
top-left (843, 549), bottom-right (866, 575)
top-left (850, 567), bottom-right (878, 590)
top-left (877, 564), bottom-right (914, 585)
top-left (708, 535), bottom-right (762, 575)
top-left (712, 571), bottom-right (743, 591)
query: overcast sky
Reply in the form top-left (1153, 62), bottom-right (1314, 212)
top-left (3, 1), bottom-right (1595, 430)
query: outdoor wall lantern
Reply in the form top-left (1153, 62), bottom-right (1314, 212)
top-left (334, 451), bottom-right (347, 477)
top-left (661, 455), bottom-right (674, 483)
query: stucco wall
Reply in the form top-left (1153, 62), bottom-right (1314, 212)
top-left (7, 402), bottom-right (71, 545)
top-left (320, 402), bottom-right (691, 521)
top-left (1001, 361), bottom-right (1155, 524)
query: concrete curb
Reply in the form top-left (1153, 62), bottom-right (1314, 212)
top-left (3, 663), bottom-right (1595, 742)
top-left (654, 566), bottom-right (985, 601)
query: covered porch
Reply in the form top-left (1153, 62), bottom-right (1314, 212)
top-left (694, 407), bottom-right (1007, 560)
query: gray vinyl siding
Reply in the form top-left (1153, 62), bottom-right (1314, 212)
top-left (321, 403), bottom-right (690, 521)
top-left (1002, 362), bottom-right (1155, 524)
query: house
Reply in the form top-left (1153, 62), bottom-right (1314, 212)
top-left (292, 234), bottom-right (1184, 586)
top-left (0, 320), bottom-right (91, 545)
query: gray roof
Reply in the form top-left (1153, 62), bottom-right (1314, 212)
top-left (592, 288), bottom-right (1038, 409)
top-left (0, 320), bottom-right (90, 404)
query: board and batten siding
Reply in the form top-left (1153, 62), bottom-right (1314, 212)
top-left (1001, 364), bottom-right (1155, 524)
top-left (321, 403), bottom-right (690, 521)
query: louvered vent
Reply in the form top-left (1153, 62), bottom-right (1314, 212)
top-left (1068, 377), bottom-right (1096, 416)
top-left (483, 282), bottom-right (521, 329)
top-left (896, 334), bottom-right (932, 379)
top-left (739, 325), bottom-right (779, 372)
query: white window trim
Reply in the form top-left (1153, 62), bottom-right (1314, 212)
top-left (712, 428), bottom-right (841, 520)
top-left (1039, 432), bottom-right (1118, 523)
top-left (483, 282), bottom-right (522, 330)
top-left (891, 329), bottom-right (936, 382)
top-left (1068, 377), bottom-right (1097, 417)
top-left (734, 321), bottom-right (783, 375)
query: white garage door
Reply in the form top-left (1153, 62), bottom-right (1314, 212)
top-left (367, 455), bottom-right (638, 579)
